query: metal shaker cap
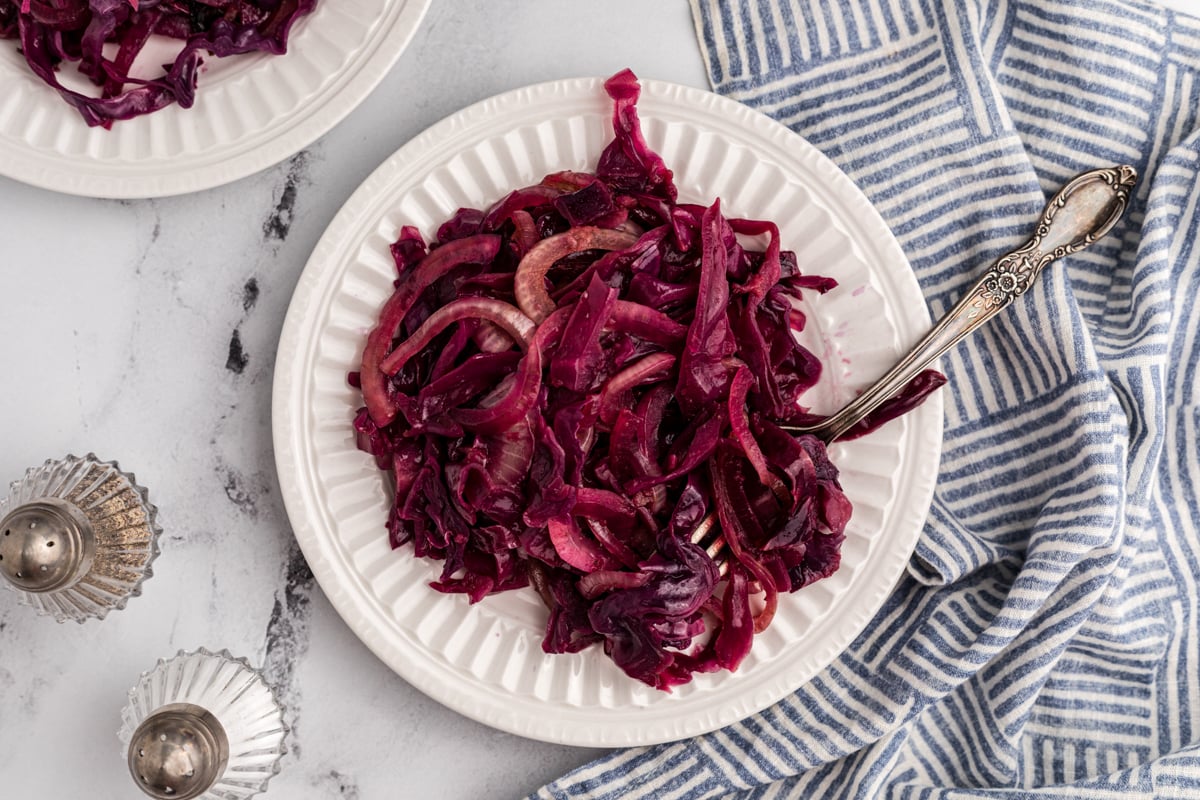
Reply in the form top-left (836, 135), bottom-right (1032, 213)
top-left (0, 498), bottom-right (95, 593)
top-left (127, 703), bottom-right (230, 800)
top-left (0, 454), bottom-right (160, 622)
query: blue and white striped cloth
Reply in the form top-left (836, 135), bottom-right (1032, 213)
top-left (533, 0), bottom-right (1200, 797)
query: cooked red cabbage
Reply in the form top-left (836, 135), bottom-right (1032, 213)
top-left (3, 0), bottom-right (315, 128)
top-left (351, 69), bottom-right (944, 690)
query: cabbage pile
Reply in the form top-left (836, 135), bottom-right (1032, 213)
top-left (352, 69), bottom-right (943, 689)
top-left (1, 0), bottom-right (315, 127)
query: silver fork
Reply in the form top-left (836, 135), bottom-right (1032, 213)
top-left (692, 164), bottom-right (1138, 567)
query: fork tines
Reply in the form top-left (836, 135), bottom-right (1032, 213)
top-left (688, 512), bottom-right (729, 577)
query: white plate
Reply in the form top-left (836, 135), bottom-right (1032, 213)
top-left (0, 0), bottom-right (430, 198)
top-left (272, 77), bottom-right (944, 747)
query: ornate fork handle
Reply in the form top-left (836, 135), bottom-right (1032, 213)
top-left (791, 164), bottom-right (1138, 443)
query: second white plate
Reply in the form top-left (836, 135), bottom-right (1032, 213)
top-left (272, 76), bottom-right (943, 747)
top-left (0, 0), bottom-right (430, 198)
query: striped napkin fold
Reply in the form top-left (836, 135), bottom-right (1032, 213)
top-left (533, 0), bottom-right (1200, 797)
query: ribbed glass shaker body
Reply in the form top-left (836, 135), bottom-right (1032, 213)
top-left (0, 453), bottom-right (161, 622)
top-left (120, 648), bottom-right (288, 800)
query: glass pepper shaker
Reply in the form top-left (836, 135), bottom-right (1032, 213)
top-left (0, 453), bottom-right (161, 622)
top-left (120, 648), bottom-right (288, 800)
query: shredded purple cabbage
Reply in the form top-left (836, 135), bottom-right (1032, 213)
top-left (351, 69), bottom-right (945, 690)
top-left (3, 0), bottom-right (315, 128)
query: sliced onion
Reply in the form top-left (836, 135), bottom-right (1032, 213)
top-left (472, 322), bottom-right (516, 353)
top-left (608, 300), bottom-right (689, 344)
top-left (710, 447), bottom-right (780, 635)
top-left (714, 569), bottom-right (754, 671)
top-left (578, 569), bottom-right (652, 599)
top-left (380, 296), bottom-right (535, 376)
top-left (597, 352), bottom-right (676, 428)
top-left (548, 518), bottom-right (622, 573)
top-left (411, 351), bottom-right (521, 423)
top-left (451, 306), bottom-right (574, 435)
top-left (514, 226), bottom-right (638, 323)
top-left (452, 348), bottom-right (543, 435)
top-left (361, 234), bottom-right (501, 425)
top-left (456, 413), bottom-right (536, 518)
top-left (510, 209), bottom-right (540, 255)
top-left (582, 518), bottom-right (640, 568)
top-left (728, 364), bottom-right (774, 490)
top-left (574, 487), bottom-right (638, 525)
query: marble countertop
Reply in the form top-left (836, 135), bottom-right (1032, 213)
top-left (0, 2), bottom-right (707, 797)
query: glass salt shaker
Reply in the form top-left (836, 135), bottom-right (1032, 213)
top-left (120, 648), bottom-right (288, 800)
top-left (0, 453), bottom-right (161, 622)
